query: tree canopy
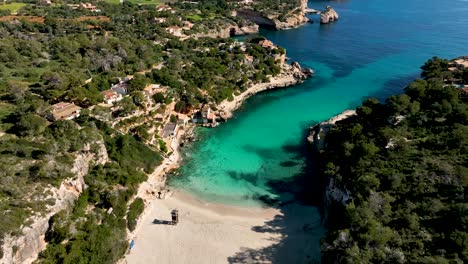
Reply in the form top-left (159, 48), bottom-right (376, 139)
top-left (320, 58), bottom-right (468, 263)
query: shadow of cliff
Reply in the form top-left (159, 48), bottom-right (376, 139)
top-left (346, 73), bottom-right (419, 110)
top-left (227, 124), bottom-right (326, 264)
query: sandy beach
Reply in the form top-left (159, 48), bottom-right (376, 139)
top-left (124, 191), bottom-right (279, 264)
top-left (122, 64), bottom-right (320, 264)
top-left (124, 191), bottom-right (324, 264)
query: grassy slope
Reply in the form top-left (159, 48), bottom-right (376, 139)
top-left (0, 3), bottom-right (27, 12)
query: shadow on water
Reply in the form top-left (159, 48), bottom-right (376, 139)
top-left (373, 73), bottom-right (419, 101)
top-left (345, 73), bottom-right (420, 110)
top-left (227, 123), bottom-right (325, 264)
top-left (225, 75), bottom-right (419, 264)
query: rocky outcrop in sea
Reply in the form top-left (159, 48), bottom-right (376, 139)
top-left (320, 6), bottom-right (339, 24)
top-left (291, 61), bottom-right (314, 79)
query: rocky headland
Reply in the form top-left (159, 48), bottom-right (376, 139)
top-left (235, 0), bottom-right (309, 30)
top-left (217, 61), bottom-right (313, 120)
top-left (320, 5), bottom-right (339, 24)
top-left (307, 110), bottom-right (355, 206)
top-left (307, 110), bottom-right (355, 151)
top-left (191, 23), bottom-right (259, 39)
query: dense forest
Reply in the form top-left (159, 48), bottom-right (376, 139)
top-left (0, 0), bottom-right (288, 262)
top-left (319, 57), bottom-right (468, 263)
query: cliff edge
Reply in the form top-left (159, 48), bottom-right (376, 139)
top-left (307, 110), bottom-right (355, 152)
top-left (236, 0), bottom-right (309, 30)
top-left (307, 110), bottom-right (355, 206)
top-left (1, 140), bottom-right (108, 264)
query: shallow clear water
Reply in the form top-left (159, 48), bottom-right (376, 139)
top-left (170, 0), bottom-right (468, 204)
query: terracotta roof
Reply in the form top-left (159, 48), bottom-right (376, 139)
top-left (100, 89), bottom-right (118, 99)
top-left (258, 39), bottom-right (274, 48)
top-left (167, 25), bottom-right (181, 30)
top-left (244, 54), bottom-right (254, 62)
top-left (51, 102), bottom-right (81, 120)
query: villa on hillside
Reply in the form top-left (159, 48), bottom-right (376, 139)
top-left (67, 3), bottom-right (101, 12)
top-left (229, 41), bottom-right (247, 52)
top-left (258, 39), bottom-right (275, 49)
top-left (166, 25), bottom-right (183, 37)
top-left (192, 105), bottom-right (215, 124)
top-left (112, 80), bottom-right (129, 95)
top-left (156, 4), bottom-right (173, 12)
top-left (244, 54), bottom-right (254, 65)
top-left (183, 21), bottom-right (194, 30)
top-left (101, 89), bottom-right (123, 105)
top-left (161, 122), bottom-right (179, 138)
top-left (143, 84), bottom-right (161, 98)
top-left (48, 102), bottom-right (81, 121)
top-left (154, 17), bottom-right (167, 23)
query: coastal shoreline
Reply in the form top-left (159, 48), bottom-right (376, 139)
top-left (123, 62), bottom-right (312, 263)
top-left (124, 188), bottom-right (324, 264)
top-left (123, 190), bottom-right (282, 264)
top-left (217, 63), bottom-right (305, 119)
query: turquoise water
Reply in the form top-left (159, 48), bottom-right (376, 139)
top-left (170, 0), bottom-right (468, 206)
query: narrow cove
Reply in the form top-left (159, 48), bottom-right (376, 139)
top-left (169, 0), bottom-right (468, 209)
top-left (165, 0), bottom-right (468, 262)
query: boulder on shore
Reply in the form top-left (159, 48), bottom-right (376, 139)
top-left (320, 6), bottom-right (339, 24)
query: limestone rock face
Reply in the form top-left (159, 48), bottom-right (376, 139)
top-left (307, 111), bottom-right (355, 207)
top-left (235, 8), bottom-right (277, 29)
top-left (1, 140), bottom-right (108, 264)
top-left (233, 24), bottom-right (259, 36)
top-left (320, 5), bottom-right (339, 24)
top-left (192, 23), bottom-right (259, 39)
top-left (236, 0), bottom-right (310, 30)
top-left (291, 61), bottom-right (314, 79)
top-left (273, 13), bottom-right (309, 30)
top-left (307, 110), bottom-right (356, 151)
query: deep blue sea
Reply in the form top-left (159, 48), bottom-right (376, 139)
top-left (169, 0), bottom-right (468, 261)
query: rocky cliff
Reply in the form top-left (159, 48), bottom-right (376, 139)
top-left (0, 140), bottom-right (108, 264)
top-left (192, 23), bottom-right (259, 39)
top-left (307, 110), bottom-right (355, 206)
top-left (320, 5), bottom-right (339, 24)
top-left (274, 12), bottom-right (309, 30)
top-left (307, 110), bottom-right (355, 151)
top-left (236, 0), bottom-right (309, 30)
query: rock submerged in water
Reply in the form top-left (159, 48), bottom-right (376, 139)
top-left (320, 6), bottom-right (339, 24)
